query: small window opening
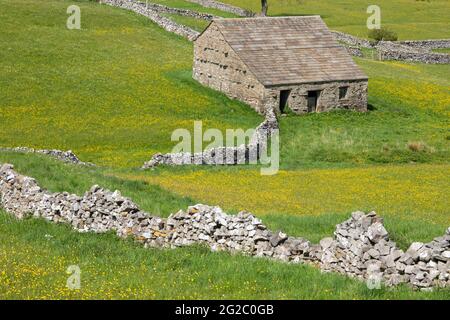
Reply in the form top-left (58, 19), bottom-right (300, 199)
top-left (279, 90), bottom-right (291, 113)
top-left (339, 87), bottom-right (349, 100)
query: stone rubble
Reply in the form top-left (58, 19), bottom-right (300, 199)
top-left (0, 163), bottom-right (448, 290)
top-left (0, 147), bottom-right (94, 166)
top-left (142, 110), bottom-right (279, 169)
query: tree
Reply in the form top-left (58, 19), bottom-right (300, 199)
top-left (261, 0), bottom-right (268, 16)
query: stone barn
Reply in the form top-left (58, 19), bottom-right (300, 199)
top-left (193, 16), bottom-right (368, 115)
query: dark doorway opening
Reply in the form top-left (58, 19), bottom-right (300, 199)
top-left (307, 90), bottom-right (320, 112)
top-left (279, 90), bottom-right (291, 113)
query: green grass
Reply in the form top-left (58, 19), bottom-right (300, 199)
top-left (0, 0), bottom-right (449, 299)
top-left (0, 0), bottom-right (261, 168)
top-left (150, 0), bottom-right (237, 18)
top-left (220, 0), bottom-right (450, 40)
top-left (1, 0), bottom-right (448, 170)
top-left (121, 162), bottom-right (450, 232)
top-left (433, 48), bottom-right (450, 54)
top-left (0, 153), bottom-right (449, 299)
top-left (279, 60), bottom-right (450, 169)
top-left (162, 13), bottom-right (211, 31)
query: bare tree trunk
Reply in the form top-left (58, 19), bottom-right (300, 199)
top-left (261, 0), bottom-right (268, 16)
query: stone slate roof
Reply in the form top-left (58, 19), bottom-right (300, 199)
top-left (209, 16), bottom-right (368, 86)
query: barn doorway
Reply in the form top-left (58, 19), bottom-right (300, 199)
top-left (279, 90), bottom-right (291, 113)
top-left (307, 90), bottom-right (320, 112)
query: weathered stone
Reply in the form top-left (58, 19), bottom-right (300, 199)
top-left (351, 211), bottom-right (364, 221)
top-left (320, 237), bottom-right (334, 250)
top-left (399, 252), bottom-right (414, 265)
top-left (368, 248), bottom-right (380, 259)
top-left (406, 242), bottom-right (424, 261)
top-left (443, 251), bottom-right (450, 259)
top-left (269, 231), bottom-right (288, 247)
top-left (367, 222), bottom-right (388, 243)
top-left (419, 249), bottom-right (433, 262)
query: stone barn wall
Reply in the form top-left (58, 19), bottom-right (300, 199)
top-left (193, 24), bottom-right (266, 113)
top-left (263, 80), bottom-right (368, 115)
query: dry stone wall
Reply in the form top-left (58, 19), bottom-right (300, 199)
top-left (330, 31), bottom-right (450, 63)
top-left (136, 1), bottom-right (218, 21)
top-left (186, 0), bottom-right (254, 17)
top-left (331, 31), bottom-right (373, 49)
top-left (0, 147), bottom-right (94, 166)
top-left (142, 112), bottom-right (278, 168)
top-left (398, 39), bottom-right (450, 51)
top-left (0, 163), bottom-right (448, 290)
top-left (376, 41), bottom-right (450, 64)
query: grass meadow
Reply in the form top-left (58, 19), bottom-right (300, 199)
top-left (0, 0), bottom-right (261, 168)
top-left (0, 0), bottom-right (449, 299)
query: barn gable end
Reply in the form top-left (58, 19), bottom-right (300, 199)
top-left (193, 22), bottom-right (266, 113)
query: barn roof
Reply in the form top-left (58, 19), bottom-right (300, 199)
top-left (203, 16), bottom-right (368, 86)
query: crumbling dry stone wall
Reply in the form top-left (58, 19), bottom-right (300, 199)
top-left (142, 111), bottom-right (278, 169)
top-left (321, 212), bottom-right (449, 289)
top-left (1, 163), bottom-right (448, 290)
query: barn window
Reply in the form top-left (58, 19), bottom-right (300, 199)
top-left (339, 87), bottom-right (349, 99)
